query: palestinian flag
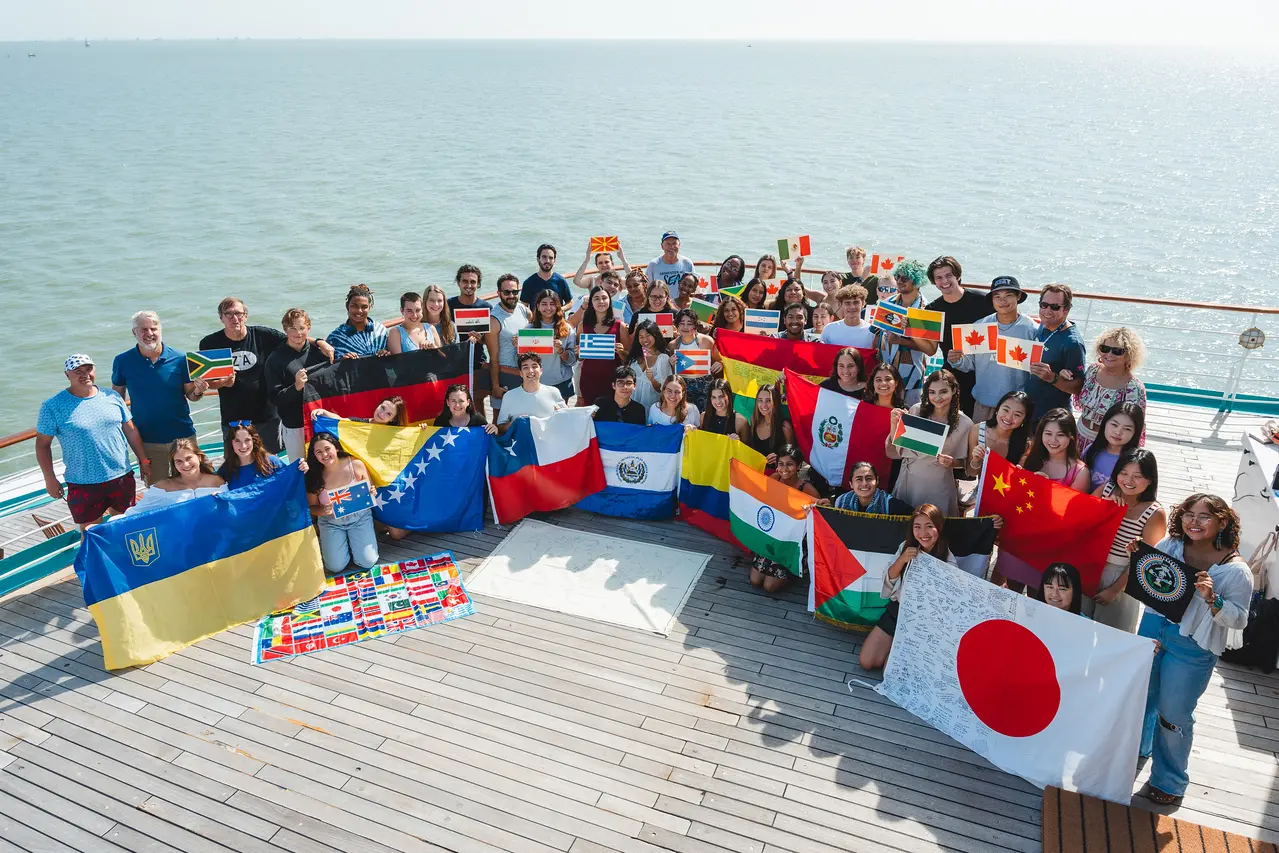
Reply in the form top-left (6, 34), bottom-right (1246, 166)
top-left (690, 297), bottom-right (717, 323)
top-left (301, 344), bottom-right (470, 439)
top-left (518, 328), bottom-right (555, 354)
top-left (777, 235), bottom-right (811, 261)
top-left (784, 368), bottom-right (892, 487)
top-left (905, 307), bottom-right (944, 342)
top-left (187, 349), bottom-right (235, 381)
top-left (808, 507), bottom-right (997, 630)
top-left (891, 413), bottom-right (948, 457)
top-left (729, 460), bottom-right (815, 575)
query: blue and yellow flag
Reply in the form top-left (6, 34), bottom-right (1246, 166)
top-left (313, 415), bottom-right (486, 532)
top-left (677, 431), bottom-right (767, 548)
top-left (75, 463), bottom-right (323, 670)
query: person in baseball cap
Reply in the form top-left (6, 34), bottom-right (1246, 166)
top-left (646, 230), bottom-right (695, 300)
top-left (987, 275), bottom-right (1028, 307)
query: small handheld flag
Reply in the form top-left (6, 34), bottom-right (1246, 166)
top-left (328, 481), bottom-right (373, 517)
top-left (689, 297), bottom-right (717, 324)
top-left (675, 349), bottom-right (712, 376)
top-left (776, 235), bottom-right (811, 261)
top-left (995, 336), bottom-right (1044, 372)
top-left (744, 309), bottom-right (780, 335)
top-left (517, 328), bottom-right (556, 354)
top-left (187, 349), bottom-right (235, 381)
top-left (951, 323), bottom-right (999, 356)
top-left (904, 307), bottom-right (944, 342)
top-left (589, 236), bottom-right (620, 253)
top-left (1127, 543), bottom-right (1197, 622)
top-left (720, 283), bottom-right (747, 299)
top-left (454, 308), bottom-right (491, 333)
top-left (763, 278), bottom-right (785, 297)
top-left (579, 334), bottom-right (617, 360)
top-left (870, 302), bottom-right (908, 336)
top-left (653, 312), bottom-right (675, 338)
top-left (868, 254), bottom-right (904, 274)
top-left (892, 413), bottom-right (949, 457)
top-left (696, 276), bottom-right (719, 296)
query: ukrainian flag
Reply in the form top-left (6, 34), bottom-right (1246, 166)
top-left (75, 463), bottom-right (323, 670)
top-left (678, 431), bottom-right (767, 548)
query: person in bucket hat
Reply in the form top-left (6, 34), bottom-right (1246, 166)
top-left (948, 275), bottom-right (1038, 421)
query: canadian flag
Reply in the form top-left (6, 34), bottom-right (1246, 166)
top-left (995, 336), bottom-right (1044, 372)
top-left (876, 554), bottom-right (1153, 804)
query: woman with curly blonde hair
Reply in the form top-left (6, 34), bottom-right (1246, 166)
top-left (1066, 326), bottom-right (1147, 454)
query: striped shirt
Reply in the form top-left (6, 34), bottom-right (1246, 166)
top-left (326, 322), bottom-right (389, 358)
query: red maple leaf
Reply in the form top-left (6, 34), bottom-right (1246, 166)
top-left (1008, 345), bottom-right (1028, 362)
top-left (964, 329), bottom-right (986, 346)
top-left (882, 258), bottom-right (895, 270)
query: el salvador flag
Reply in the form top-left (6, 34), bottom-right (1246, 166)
top-left (575, 422), bottom-right (684, 520)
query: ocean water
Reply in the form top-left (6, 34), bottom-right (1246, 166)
top-left (2, 40), bottom-right (1278, 437)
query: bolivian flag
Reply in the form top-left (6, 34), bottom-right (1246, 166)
top-left (75, 464), bottom-right (323, 670)
top-left (729, 460), bottom-right (815, 575)
top-left (678, 431), bottom-right (767, 548)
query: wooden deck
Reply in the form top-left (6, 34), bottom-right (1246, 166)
top-left (1, 400), bottom-right (1278, 853)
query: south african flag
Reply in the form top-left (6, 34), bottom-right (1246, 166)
top-left (187, 349), bottom-right (235, 381)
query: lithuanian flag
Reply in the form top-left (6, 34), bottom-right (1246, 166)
top-left (729, 460), bottom-right (815, 575)
top-left (678, 431), bottom-right (767, 548)
top-left (905, 307), bottom-right (944, 342)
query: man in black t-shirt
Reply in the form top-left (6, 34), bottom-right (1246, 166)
top-left (446, 264), bottom-right (493, 411)
top-left (264, 308), bottom-right (335, 463)
top-left (924, 256), bottom-right (988, 419)
top-left (592, 367), bottom-right (646, 425)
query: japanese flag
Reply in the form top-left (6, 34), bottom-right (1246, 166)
top-left (876, 554), bottom-right (1153, 804)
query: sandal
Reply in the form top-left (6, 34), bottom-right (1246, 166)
top-left (1144, 785), bottom-right (1181, 806)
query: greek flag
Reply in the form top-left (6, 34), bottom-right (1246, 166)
top-left (575, 422), bottom-right (683, 519)
top-left (579, 334), bottom-right (617, 360)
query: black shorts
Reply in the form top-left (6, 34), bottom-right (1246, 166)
top-left (875, 600), bottom-right (900, 637)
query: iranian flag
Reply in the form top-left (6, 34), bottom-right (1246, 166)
top-left (776, 235), bottom-right (811, 261)
top-left (784, 368), bottom-right (893, 488)
top-left (729, 460), bottom-right (815, 576)
top-left (517, 328), bottom-right (555, 354)
top-left (995, 336), bottom-right (1044, 372)
top-left (891, 413), bottom-right (948, 457)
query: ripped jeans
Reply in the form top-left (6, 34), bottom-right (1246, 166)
top-left (1138, 609), bottom-right (1218, 797)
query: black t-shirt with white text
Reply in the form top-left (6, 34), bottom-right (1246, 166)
top-left (199, 325), bottom-right (288, 423)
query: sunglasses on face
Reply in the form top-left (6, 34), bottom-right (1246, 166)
top-left (500, 289), bottom-right (519, 296)
top-left (1038, 302), bottom-right (1064, 311)
top-left (1098, 344), bottom-right (1127, 356)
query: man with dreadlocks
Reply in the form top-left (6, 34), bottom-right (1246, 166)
top-left (327, 284), bottom-right (390, 359)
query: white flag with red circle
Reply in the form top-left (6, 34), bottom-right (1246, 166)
top-left (876, 553), bottom-right (1153, 804)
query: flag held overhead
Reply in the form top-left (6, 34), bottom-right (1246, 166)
top-left (868, 254), bottom-right (904, 274)
top-left (776, 235), bottom-right (811, 261)
top-left (589, 236), bottom-right (620, 253)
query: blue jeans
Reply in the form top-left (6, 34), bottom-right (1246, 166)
top-left (1138, 609), bottom-right (1218, 796)
top-left (317, 509), bottom-right (379, 574)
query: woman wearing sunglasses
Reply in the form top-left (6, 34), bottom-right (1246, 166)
top-left (1065, 327), bottom-right (1148, 455)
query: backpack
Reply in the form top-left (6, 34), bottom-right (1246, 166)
top-left (1221, 591), bottom-right (1279, 674)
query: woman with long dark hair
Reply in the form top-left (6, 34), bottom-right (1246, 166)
top-left (1089, 447), bottom-right (1165, 631)
top-left (965, 390), bottom-right (1032, 477)
top-left (218, 421), bottom-right (286, 489)
top-left (530, 289), bottom-right (577, 401)
top-left (887, 369), bottom-right (971, 515)
top-left (1083, 401), bottom-right (1145, 490)
top-left (576, 285), bottom-right (627, 407)
top-left (306, 431), bottom-right (379, 573)
top-left (743, 384), bottom-right (794, 473)
top-left (700, 378), bottom-right (748, 437)
top-left (1033, 563), bottom-right (1084, 615)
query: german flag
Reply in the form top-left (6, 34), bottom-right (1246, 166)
top-left (301, 344), bottom-right (471, 438)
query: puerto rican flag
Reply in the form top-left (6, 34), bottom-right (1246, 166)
top-left (487, 408), bottom-right (606, 525)
top-left (675, 349), bottom-right (711, 376)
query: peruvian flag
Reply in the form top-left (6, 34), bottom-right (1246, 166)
top-left (877, 553), bottom-right (1153, 804)
top-left (784, 369), bottom-right (893, 488)
top-left (486, 408), bottom-right (606, 525)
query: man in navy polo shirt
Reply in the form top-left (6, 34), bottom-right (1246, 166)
top-left (519, 244), bottom-right (571, 309)
top-left (111, 310), bottom-right (208, 483)
top-left (1026, 283), bottom-right (1088, 420)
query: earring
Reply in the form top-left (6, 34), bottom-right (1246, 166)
top-left (1214, 527), bottom-right (1225, 550)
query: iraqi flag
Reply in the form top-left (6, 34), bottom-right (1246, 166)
top-left (574, 422), bottom-right (683, 520)
top-left (729, 460), bottom-right (816, 576)
top-left (487, 408), bottom-right (606, 525)
top-left (785, 368), bottom-right (893, 488)
top-left (876, 552), bottom-right (1153, 804)
top-left (808, 507), bottom-right (996, 628)
top-left (301, 344), bottom-right (470, 439)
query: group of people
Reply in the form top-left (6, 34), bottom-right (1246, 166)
top-left (32, 234), bottom-right (1250, 808)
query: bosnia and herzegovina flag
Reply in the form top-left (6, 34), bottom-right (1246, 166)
top-left (75, 464), bottom-right (323, 670)
top-left (678, 430), bottom-right (767, 548)
top-left (301, 344), bottom-right (471, 438)
top-left (575, 422), bottom-right (683, 520)
top-left (313, 415), bottom-right (486, 532)
top-left (714, 329), bottom-right (877, 420)
top-left (807, 506), bottom-right (997, 630)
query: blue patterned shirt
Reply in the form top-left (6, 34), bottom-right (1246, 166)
top-left (36, 388), bottom-right (133, 484)
top-left (326, 322), bottom-right (389, 358)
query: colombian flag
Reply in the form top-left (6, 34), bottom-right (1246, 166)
top-left (678, 431), bottom-right (767, 548)
top-left (74, 464), bottom-right (323, 670)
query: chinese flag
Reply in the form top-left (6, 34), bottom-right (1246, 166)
top-left (976, 452), bottom-right (1125, 595)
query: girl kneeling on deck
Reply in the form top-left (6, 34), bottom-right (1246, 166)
top-left (306, 432), bottom-right (379, 575)
top-left (748, 446), bottom-right (822, 594)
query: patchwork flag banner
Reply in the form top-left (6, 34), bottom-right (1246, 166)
top-left (808, 507), bottom-right (996, 628)
top-left (675, 349), bottom-right (711, 376)
top-left (679, 430), bottom-right (768, 548)
top-left (653, 312), bottom-right (675, 338)
top-left (488, 407), bottom-right (605, 525)
top-left (253, 552), bottom-right (474, 663)
top-left (716, 331), bottom-right (877, 421)
top-left (313, 415), bottom-right (486, 532)
top-left (454, 307), bottom-right (491, 333)
top-left (1127, 543), bottom-right (1197, 622)
top-left (744, 309), bottom-right (780, 335)
top-left (75, 464), bottom-right (324, 670)
top-left (302, 344), bottom-right (470, 439)
top-left (187, 348), bottom-right (235, 381)
top-left (870, 302), bottom-right (908, 336)
top-left (579, 334), bottom-right (617, 360)
top-left (776, 235), bottom-right (811, 261)
top-left (976, 452), bottom-right (1125, 594)
top-left (951, 323), bottom-right (999, 356)
top-left (877, 553), bottom-right (1153, 804)
top-left (892, 413), bottom-right (949, 457)
top-left (905, 307), bottom-right (944, 342)
top-left (518, 328), bottom-right (556, 354)
top-left (729, 460), bottom-right (815, 576)
top-left (785, 368), bottom-right (893, 487)
top-left (868, 254), bottom-right (904, 274)
top-left (589, 235), bottom-right (620, 253)
top-left (327, 481), bottom-right (373, 517)
top-left (995, 336), bottom-right (1045, 372)
top-left (690, 297), bottom-right (718, 324)
top-left (575, 422), bottom-right (683, 520)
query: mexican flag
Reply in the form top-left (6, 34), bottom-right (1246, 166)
top-left (784, 368), bottom-right (892, 488)
top-left (728, 460), bottom-right (815, 576)
top-left (777, 235), bottom-right (811, 261)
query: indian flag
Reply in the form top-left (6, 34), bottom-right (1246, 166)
top-left (729, 460), bottom-right (815, 576)
top-left (187, 349), bottom-right (235, 381)
top-left (776, 235), bottom-right (811, 261)
top-left (905, 307), bottom-right (944, 342)
top-left (891, 413), bottom-right (949, 457)
top-left (517, 328), bottom-right (555, 354)
top-left (690, 297), bottom-right (717, 324)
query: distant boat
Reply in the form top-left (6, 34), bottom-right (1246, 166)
top-left (27, 53), bottom-right (35, 58)
top-left (85, 39), bottom-right (90, 47)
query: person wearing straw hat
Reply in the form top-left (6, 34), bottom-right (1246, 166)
top-left (36, 354), bottom-right (150, 529)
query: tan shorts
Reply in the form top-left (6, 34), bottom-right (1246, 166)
top-left (141, 437), bottom-right (195, 484)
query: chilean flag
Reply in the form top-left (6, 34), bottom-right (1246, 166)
top-left (487, 408), bottom-right (606, 525)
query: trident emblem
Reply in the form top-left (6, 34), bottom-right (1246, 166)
top-left (126, 528), bottom-right (159, 567)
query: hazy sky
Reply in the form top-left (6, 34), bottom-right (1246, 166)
top-left (3, 0), bottom-right (1276, 44)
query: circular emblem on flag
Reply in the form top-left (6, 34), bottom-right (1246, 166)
top-left (616, 456), bottom-right (648, 485)
top-left (756, 505), bottom-right (776, 532)
top-left (1134, 552), bottom-right (1187, 603)
top-left (956, 619), bottom-right (1060, 738)
top-left (819, 415), bottom-right (844, 449)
